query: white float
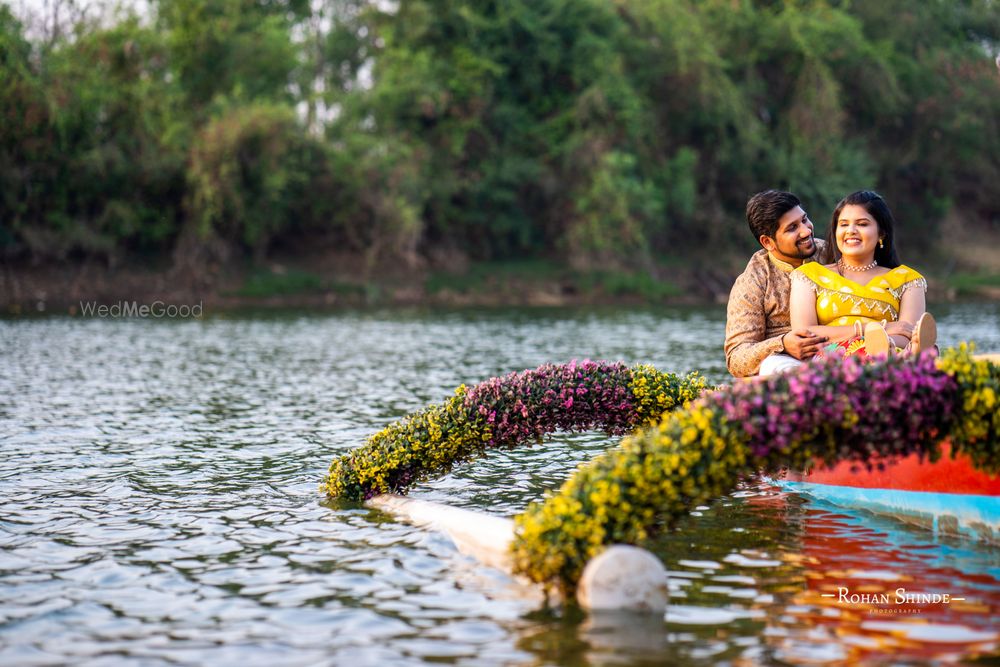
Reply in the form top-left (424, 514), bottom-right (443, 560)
top-left (366, 494), bottom-right (670, 614)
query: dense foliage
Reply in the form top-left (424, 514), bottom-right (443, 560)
top-left (2, 0), bottom-right (998, 271)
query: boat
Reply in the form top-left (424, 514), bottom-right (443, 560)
top-left (352, 351), bottom-right (1000, 610)
top-left (777, 444), bottom-right (1000, 544)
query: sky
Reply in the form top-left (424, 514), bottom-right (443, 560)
top-left (8, 0), bottom-right (153, 40)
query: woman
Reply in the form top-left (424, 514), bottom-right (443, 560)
top-left (789, 190), bottom-right (936, 358)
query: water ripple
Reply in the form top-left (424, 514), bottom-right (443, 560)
top-left (1, 304), bottom-right (998, 665)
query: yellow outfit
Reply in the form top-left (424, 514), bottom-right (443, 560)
top-left (791, 263), bottom-right (927, 326)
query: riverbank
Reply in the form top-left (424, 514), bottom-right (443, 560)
top-left (3, 251), bottom-right (999, 315)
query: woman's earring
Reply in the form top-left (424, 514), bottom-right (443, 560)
top-left (879, 238), bottom-right (884, 249)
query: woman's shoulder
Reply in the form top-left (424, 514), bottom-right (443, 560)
top-left (791, 261), bottom-right (835, 292)
top-left (793, 261), bottom-right (832, 278)
top-left (885, 264), bottom-right (926, 284)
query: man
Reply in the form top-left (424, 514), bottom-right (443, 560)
top-left (725, 190), bottom-right (829, 377)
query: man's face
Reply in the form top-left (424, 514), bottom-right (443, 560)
top-left (760, 205), bottom-right (816, 266)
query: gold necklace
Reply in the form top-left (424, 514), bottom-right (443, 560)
top-left (837, 258), bottom-right (877, 272)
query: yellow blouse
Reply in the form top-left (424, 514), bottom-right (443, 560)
top-left (791, 263), bottom-right (928, 326)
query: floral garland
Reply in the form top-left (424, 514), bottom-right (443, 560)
top-left (321, 360), bottom-right (708, 500)
top-left (511, 346), bottom-right (999, 592)
top-left (322, 346), bottom-right (998, 595)
top-left (936, 345), bottom-right (1000, 472)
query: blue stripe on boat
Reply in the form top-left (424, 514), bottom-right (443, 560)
top-left (775, 480), bottom-right (1000, 544)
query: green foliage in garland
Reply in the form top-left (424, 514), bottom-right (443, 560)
top-left (322, 386), bottom-right (488, 501)
top-left (327, 349), bottom-right (997, 594)
top-left (321, 363), bottom-right (707, 501)
top-left (628, 363), bottom-right (707, 427)
top-left (511, 401), bottom-right (747, 589)
top-left (936, 345), bottom-right (1000, 474)
top-left (510, 350), bottom-right (997, 593)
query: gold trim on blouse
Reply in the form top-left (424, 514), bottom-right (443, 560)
top-left (791, 263), bottom-right (928, 326)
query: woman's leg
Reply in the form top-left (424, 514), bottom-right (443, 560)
top-left (864, 322), bottom-right (892, 356)
top-left (909, 312), bottom-right (937, 355)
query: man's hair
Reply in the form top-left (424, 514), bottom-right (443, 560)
top-left (746, 190), bottom-right (801, 242)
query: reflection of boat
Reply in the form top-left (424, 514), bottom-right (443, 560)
top-left (749, 487), bottom-right (1000, 663)
top-left (778, 444), bottom-right (1000, 543)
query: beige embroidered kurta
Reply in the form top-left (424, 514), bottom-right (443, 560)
top-left (724, 241), bottom-right (826, 378)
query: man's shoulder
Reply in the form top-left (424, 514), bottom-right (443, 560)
top-left (811, 239), bottom-right (831, 264)
top-left (735, 249), bottom-right (771, 282)
top-left (729, 250), bottom-right (771, 303)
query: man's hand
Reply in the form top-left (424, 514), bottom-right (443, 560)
top-left (885, 320), bottom-right (914, 339)
top-left (781, 329), bottom-right (828, 360)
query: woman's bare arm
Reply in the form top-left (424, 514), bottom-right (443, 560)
top-left (789, 278), bottom-right (857, 343)
top-left (892, 284), bottom-right (927, 348)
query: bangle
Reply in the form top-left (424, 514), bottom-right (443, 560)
top-left (780, 332), bottom-right (788, 353)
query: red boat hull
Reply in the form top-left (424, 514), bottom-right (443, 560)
top-left (779, 445), bottom-right (1000, 543)
top-left (790, 444), bottom-right (1000, 496)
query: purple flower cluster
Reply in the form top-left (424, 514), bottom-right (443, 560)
top-left (464, 360), bottom-right (636, 448)
top-left (845, 354), bottom-right (960, 460)
top-left (712, 354), bottom-right (959, 468)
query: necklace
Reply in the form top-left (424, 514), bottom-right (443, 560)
top-left (837, 258), bottom-right (877, 272)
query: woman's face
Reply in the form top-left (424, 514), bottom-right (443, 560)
top-left (835, 204), bottom-right (881, 262)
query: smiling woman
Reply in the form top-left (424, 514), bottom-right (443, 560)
top-left (790, 190), bottom-right (936, 358)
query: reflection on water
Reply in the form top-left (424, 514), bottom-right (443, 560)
top-left (1, 303), bottom-right (998, 665)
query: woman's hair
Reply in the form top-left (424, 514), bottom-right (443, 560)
top-left (827, 190), bottom-right (901, 269)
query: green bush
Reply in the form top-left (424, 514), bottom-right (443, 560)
top-left (3, 0), bottom-right (997, 269)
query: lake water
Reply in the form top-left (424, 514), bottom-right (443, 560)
top-left (2, 303), bottom-right (999, 666)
